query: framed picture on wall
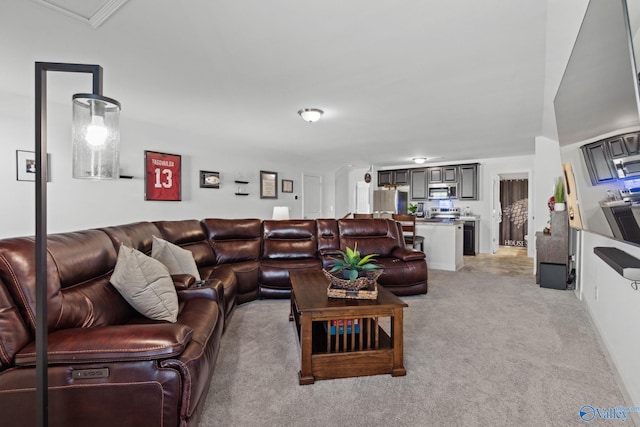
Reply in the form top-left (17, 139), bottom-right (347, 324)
top-left (282, 179), bottom-right (293, 193)
top-left (260, 170), bottom-right (278, 199)
top-left (16, 150), bottom-right (50, 182)
top-left (145, 151), bottom-right (182, 201)
top-left (200, 170), bottom-right (220, 188)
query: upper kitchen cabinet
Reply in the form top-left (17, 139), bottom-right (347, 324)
top-left (581, 140), bottom-right (618, 184)
top-left (394, 169), bottom-right (409, 185)
top-left (410, 168), bottom-right (427, 200)
top-left (428, 166), bottom-right (457, 184)
top-left (378, 169), bottom-right (409, 186)
top-left (458, 164), bottom-right (478, 200)
top-left (608, 133), bottom-right (640, 158)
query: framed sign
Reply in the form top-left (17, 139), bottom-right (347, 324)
top-left (200, 170), bottom-right (220, 188)
top-left (260, 170), bottom-right (278, 199)
top-left (282, 179), bottom-right (293, 193)
top-left (145, 151), bottom-right (181, 201)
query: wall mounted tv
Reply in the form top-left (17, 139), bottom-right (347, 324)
top-left (554, 0), bottom-right (640, 146)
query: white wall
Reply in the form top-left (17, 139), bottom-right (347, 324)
top-left (0, 91), bottom-right (336, 238)
top-left (578, 230), bottom-right (640, 409)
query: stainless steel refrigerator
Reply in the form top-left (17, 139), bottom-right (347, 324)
top-left (373, 190), bottom-right (408, 215)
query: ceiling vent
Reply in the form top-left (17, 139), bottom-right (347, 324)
top-left (31, 0), bottom-right (129, 29)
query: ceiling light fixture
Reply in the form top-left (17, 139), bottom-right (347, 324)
top-left (413, 157), bottom-right (427, 164)
top-left (298, 108), bottom-right (323, 123)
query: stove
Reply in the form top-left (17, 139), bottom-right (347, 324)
top-left (429, 206), bottom-right (460, 219)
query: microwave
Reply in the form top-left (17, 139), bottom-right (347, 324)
top-left (614, 154), bottom-right (640, 178)
top-left (428, 184), bottom-right (457, 200)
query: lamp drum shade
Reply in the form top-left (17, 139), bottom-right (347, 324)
top-left (72, 93), bottom-right (121, 179)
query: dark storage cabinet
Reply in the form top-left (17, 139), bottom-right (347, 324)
top-left (458, 164), bottom-right (478, 200)
top-left (463, 224), bottom-right (475, 255)
top-left (581, 132), bottom-right (640, 185)
top-left (378, 169), bottom-right (409, 186)
top-left (410, 169), bottom-right (427, 200)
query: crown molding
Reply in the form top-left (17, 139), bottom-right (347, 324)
top-left (31, 0), bottom-right (129, 29)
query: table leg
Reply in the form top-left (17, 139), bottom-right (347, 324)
top-left (391, 307), bottom-right (406, 377)
top-left (298, 313), bottom-right (314, 385)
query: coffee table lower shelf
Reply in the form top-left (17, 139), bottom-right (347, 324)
top-left (296, 320), bottom-right (402, 384)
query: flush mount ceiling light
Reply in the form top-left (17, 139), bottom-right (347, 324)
top-left (298, 108), bottom-right (324, 123)
top-left (413, 157), bottom-right (427, 164)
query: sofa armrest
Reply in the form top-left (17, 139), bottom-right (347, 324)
top-left (172, 274), bottom-right (197, 290)
top-left (14, 323), bottom-right (193, 366)
top-left (391, 246), bottom-right (426, 261)
top-left (176, 278), bottom-right (224, 304)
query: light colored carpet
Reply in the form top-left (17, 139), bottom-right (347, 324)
top-left (201, 253), bottom-right (633, 426)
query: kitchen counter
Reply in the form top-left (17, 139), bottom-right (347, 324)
top-left (416, 221), bottom-right (464, 271)
top-left (417, 218), bottom-right (463, 225)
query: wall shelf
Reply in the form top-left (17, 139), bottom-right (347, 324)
top-left (234, 192), bottom-right (249, 196)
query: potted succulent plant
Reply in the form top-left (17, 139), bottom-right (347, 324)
top-left (408, 203), bottom-right (418, 215)
top-left (328, 243), bottom-right (381, 281)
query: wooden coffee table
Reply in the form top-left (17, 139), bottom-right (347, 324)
top-left (289, 270), bottom-right (408, 385)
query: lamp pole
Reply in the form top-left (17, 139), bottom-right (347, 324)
top-left (34, 62), bottom-right (104, 427)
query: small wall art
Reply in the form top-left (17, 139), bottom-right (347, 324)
top-left (282, 179), bottom-right (293, 193)
top-left (200, 170), bottom-right (220, 188)
top-left (145, 151), bottom-right (182, 201)
top-left (16, 150), bottom-right (50, 181)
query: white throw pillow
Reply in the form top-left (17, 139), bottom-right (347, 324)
top-left (111, 245), bottom-right (179, 323)
top-left (151, 236), bottom-right (202, 281)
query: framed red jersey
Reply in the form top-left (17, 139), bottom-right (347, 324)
top-left (144, 151), bottom-right (181, 201)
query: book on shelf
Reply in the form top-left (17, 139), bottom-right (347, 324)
top-left (324, 319), bottom-right (360, 335)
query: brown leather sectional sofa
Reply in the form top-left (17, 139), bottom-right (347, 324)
top-left (0, 218), bottom-right (427, 426)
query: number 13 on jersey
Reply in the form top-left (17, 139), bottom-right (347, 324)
top-left (145, 151), bottom-right (182, 201)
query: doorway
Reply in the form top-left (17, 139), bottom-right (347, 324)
top-left (491, 172), bottom-right (532, 256)
top-left (302, 174), bottom-right (323, 219)
top-left (499, 179), bottom-right (528, 248)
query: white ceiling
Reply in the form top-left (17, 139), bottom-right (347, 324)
top-left (0, 0), bottom-right (548, 170)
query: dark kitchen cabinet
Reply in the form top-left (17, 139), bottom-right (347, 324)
top-left (608, 133), bottom-right (640, 158)
top-left (428, 166), bottom-right (457, 184)
top-left (378, 170), bottom-right (393, 186)
top-left (428, 167), bottom-right (442, 183)
top-left (463, 223), bottom-right (475, 255)
top-left (458, 164), bottom-right (478, 200)
top-left (410, 168), bottom-right (427, 200)
top-left (394, 169), bottom-right (409, 185)
top-left (378, 169), bottom-right (409, 186)
top-left (443, 167), bottom-right (458, 182)
top-left (581, 141), bottom-right (617, 185)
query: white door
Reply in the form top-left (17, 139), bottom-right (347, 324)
top-left (303, 174), bottom-right (323, 219)
top-left (490, 175), bottom-right (501, 253)
top-left (355, 181), bottom-right (370, 213)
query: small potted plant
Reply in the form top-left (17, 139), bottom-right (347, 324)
top-left (408, 203), bottom-right (418, 215)
top-left (554, 177), bottom-right (566, 211)
top-left (328, 243), bottom-right (381, 282)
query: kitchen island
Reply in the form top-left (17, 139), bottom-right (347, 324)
top-left (416, 219), bottom-right (464, 271)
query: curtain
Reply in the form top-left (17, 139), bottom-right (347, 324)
top-left (500, 179), bottom-right (528, 247)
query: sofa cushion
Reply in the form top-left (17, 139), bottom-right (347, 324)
top-left (111, 245), bottom-right (179, 323)
top-left (152, 236), bottom-right (201, 280)
top-left (262, 220), bottom-right (318, 260)
top-left (337, 218), bottom-right (403, 257)
top-left (202, 218), bottom-right (262, 264)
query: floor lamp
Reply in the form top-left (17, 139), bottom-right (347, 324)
top-left (35, 62), bottom-right (120, 427)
